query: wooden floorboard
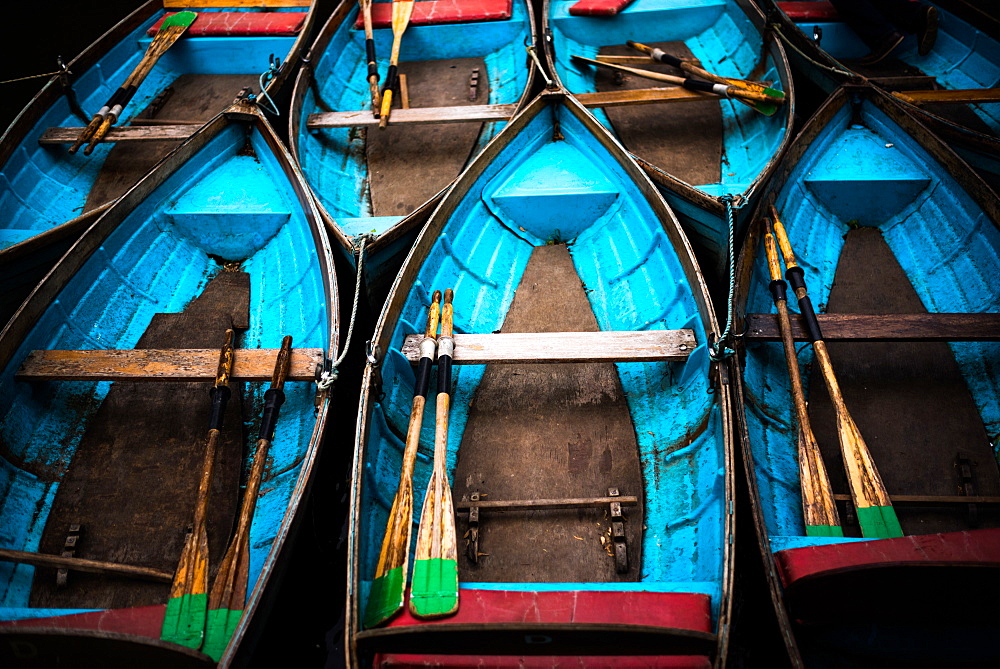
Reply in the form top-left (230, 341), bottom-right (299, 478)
top-left (597, 42), bottom-right (721, 187)
top-left (30, 270), bottom-right (249, 609)
top-left (806, 228), bottom-right (1000, 536)
top-left (452, 244), bottom-right (644, 583)
top-left (366, 58), bottom-right (488, 217)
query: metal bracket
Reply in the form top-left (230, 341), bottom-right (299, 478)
top-left (956, 454), bottom-right (979, 527)
top-left (469, 68), bottom-right (480, 102)
top-left (57, 524), bottom-right (81, 587)
top-left (609, 488), bottom-right (628, 574)
top-left (467, 492), bottom-right (481, 563)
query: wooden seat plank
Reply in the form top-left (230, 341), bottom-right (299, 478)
top-left (744, 312), bottom-right (1000, 342)
top-left (401, 329), bottom-right (695, 364)
top-left (17, 347), bottom-right (324, 381)
top-left (894, 88), bottom-right (1000, 105)
top-left (40, 125), bottom-right (199, 144)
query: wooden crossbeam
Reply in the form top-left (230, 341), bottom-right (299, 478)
top-left (305, 87), bottom-right (715, 129)
top-left (16, 348), bottom-right (325, 382)
top-left (401, 330), bottom-right (696, 364)
top-left (893, 88), bottom-right (1000, 105)
top-left (40, 124), bottom-right (198, 145)
top-left (745, 313), bottom-right (1000, 342)
top-left (0, 548), bottom-right (172, 583)
top-left (164, 0), bottom-right (311, 7)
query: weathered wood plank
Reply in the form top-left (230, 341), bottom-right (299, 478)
top-left (894, 88), bottom-right (1000, 105)
top-left (745, 312), bottom-right (1000, 341)
top-left (401, 330), bottom-right (696, 364)
top-left (576, 87), bottom-right (715, 107)
top-left (40, 125), bottom-right (198, 144)
top-left (455, 495), bottom-right (640, 511)
top-left (164, 0), bottom-right (310, 7)
top-left (0, 548), bottom-right (172, 583)
top-left (16, 347), bottom-right (324, 381)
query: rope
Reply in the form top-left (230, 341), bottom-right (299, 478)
top-left (710, 187), bottom-right (754, 362)
top-left (769, 22), bottom-right (855, 79)
top-left (525, 43), bottom-right (555, 89)
top-left (318, 234), bottom-right (373, 390)
top-left (2, 57), bottom-right (71, 86)
top-left (249, 54), bottom-right (282, 116)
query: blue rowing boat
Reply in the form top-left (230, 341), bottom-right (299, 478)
top-left (542, 0), bottom-right (795, 283)
top-left (735, 83), bottom-right (1000, 665)
top-left (348, 90), bottom-right (733, 666)
top-left (763, 0), bottom-right (1000, 187)
top-left (289, 0), bottom-right (537, 303)
top-left (0, 100), bottom-right (337, 666)
top-left (0, 0), bottom-right (318, 325)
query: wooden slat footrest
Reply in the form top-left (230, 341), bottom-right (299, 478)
top-left (893, 88), bottom-right (1000, 105)
top-left (744, 313), bottom-right (1000, 342)
top-left (16, 348), bottom-right (325, 382)
top-left (0, 548), bottom-right (172, 583)
top-left (40, 125), bottom-right (198, 145)
top-left (401, 330), bottom-right (696, 364)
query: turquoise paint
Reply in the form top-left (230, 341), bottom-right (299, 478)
top-left (0, 112), bottom-right (331, 646)
top-left (742, 91), bottom-right (1000, 551)
top-left (358, 98), bottom-right (728, 625)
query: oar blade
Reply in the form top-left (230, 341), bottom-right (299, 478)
top-left (161, 531), bottom-right (210, 648)
top-left (162, 10), bottom-right (198, 29)
top-left (837, 413), bottom-right (903, 539)
top-left (409, 472), bottom-right (458, 619)
top-left (202, 538), bottom-right (250, 660)
top-left (363, 488), bottom-right (414, 628)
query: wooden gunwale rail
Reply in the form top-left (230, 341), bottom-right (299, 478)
top-left (16, 347), bottom-right (324, 381)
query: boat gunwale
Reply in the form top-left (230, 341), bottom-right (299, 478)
top-left (346, 88), bottom-right (735, 665)
top-left (287, 0), bottom-right (539, 260)
top-left (0, 101), bottom-right (338, 664)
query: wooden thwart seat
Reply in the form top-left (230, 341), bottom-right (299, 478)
top-left (893, 89), bottom-right (1000, 105)
top-left (40, 125), bottom-right (199, 145)
top-left (306, 88), bottom-right (719, 128)
top-left (16, 347), bottom-right (324, 382)
top-left (401, 329), bottom-right (696, 364)
top-left (745, 313), bottom-right (1000, 342)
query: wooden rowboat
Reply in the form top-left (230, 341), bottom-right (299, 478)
top-left (348, 90), bottom-right (734, 666)
top-left (542, 0), bottom-right (796, 285)
top-left (734, 83), bottom-right (1000, 665)
top-left (0, 100), bottom-right (337, 667)
top-left (0, 0), bottom-right (318, 325)
top-left (763, 0), bottom-right (1000, 188)
top-left (289, 0), bottom-right (537, 304)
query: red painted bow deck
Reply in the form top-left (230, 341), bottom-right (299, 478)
top-left (354, 0), bottom-right (513, 29)
top-left (360, 589), bottom-right (717, 666)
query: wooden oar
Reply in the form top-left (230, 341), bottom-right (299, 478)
top-left (626, 40), bottom-right (783, 100)
top-left (763, 224), bottom-right (842, 537)
top-left (379, 0), bottom-right (415, 127)
top-left (161, 327), bottom-right (235, 648)
top-left (360, 0), bottom-right (382, 113)
top-left (202, 336), bottom-right (293, 661)
top-left (410, 288), bottom-right (459, 618)
top-left (770, 207), bottom-right (903, 539)
top-left (363, 290), bottom-right (441, 628)
top-left (570, 54), bottom-right (783, 116)
top-left (70, 11), bottom-right (197, 155)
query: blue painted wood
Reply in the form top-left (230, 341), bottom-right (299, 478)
top-left (737, 83), bottom-right (1000, 664)
top-left (543, 0), bottom-right (795, 280)
top-left (289, 0), bottom-right (536, 296)
top-left (0, 103), bottom-right (336, 662)
top-left (348, 90), bottom-right (734, 661)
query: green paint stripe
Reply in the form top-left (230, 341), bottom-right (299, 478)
top-left (163, 11), bottom-right (198, 28)
top-left (203, 607), bottom-right (242, 661)
top-left (806, 524), bottom-right (844, 538)
top-left (410, 557), bottom-right (458, 618)
top-left (363, 566), bottom-right (404, 629)
top-left (160, 592), bottom-right (207, 648)
top-left (857, 505), bottom-right (904, 539)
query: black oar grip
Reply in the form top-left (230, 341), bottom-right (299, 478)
top-left (366, 40), bottom-right (378, 79)
top-left (768, 279), bottom-right (787, 304)
top-left (383, 65), bottom-right (398, 94)
top-left (414, 340), bottom-right (436, 399)
top-left (649, 48), bottom-right (682, 68)
top-left (437, 337), bottom-right (454, 391)
top-left (208, 385), bottom-right (232, 431)
top-left (785, 266), bottom-right (824, 343)
top-left (258, 387), bottom-right (286, 443)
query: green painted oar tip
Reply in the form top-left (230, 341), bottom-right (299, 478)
top-left (805, 524), bottom-right (845, 538)
top-left (163, 11), bottom-right (198, 29)
top-left (410, 557), bottom-right (458, 618)
top-left (857, 505), bottom-right (904, 539)
top-left (161, 592), bottom-right (208, 648)
top-left (203, 607), bottom-right (242, 662)
top-left (363, 566), bottom-right (405, 629)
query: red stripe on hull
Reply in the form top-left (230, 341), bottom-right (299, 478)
top-left (776, 1), bottom-right (840, 21)
top-left (379, 654), bottom-right (710, 667)
top-left (355, 0), bottom-right (513, 29)
top-left (0, 604), bottom-right (166, 638)
top-left (568, 0), bottom-right (637, 17)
